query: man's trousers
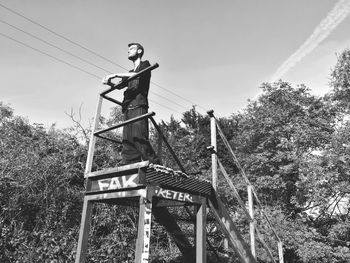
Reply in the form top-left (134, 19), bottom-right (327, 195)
top-left (121, 106), bottom-right (159, 164)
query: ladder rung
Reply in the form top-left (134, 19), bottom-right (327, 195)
top-left (94, 112), bottom-right (155, 136)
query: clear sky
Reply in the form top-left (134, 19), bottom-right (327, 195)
top-left (1, 0), bottom-right (350, 129)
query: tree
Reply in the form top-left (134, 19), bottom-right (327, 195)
top-left (0, 103), bottom-right (86, 262)
top-left (218, 81), bottom-right (350, 262)
top-left (230, 82), bottom-right (336, 212)
top-left (330, 48), bottom-right (350, 111)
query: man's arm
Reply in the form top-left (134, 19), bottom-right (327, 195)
top-left (102, 72), bottom-right (136, 85)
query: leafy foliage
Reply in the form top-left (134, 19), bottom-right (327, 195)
top-left (0, 103), bottom-right (85, 262)
top-left (2, 48), bottom-right (350, 262)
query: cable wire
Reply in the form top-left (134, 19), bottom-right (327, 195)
top-left (0, 31), bottom-right (181, 114)
top-left (0, 32), bottom-right (101, 79)
top-left (0, 2), bottom-right (128, 71)
top-left (0, 17), bottom-right (189, 111)
top-left (151, 81), bottom-right (207, 111)
top-left (0, 2), bottom-right (209, 112)
top-left (0, 18), bottom-right (114, 74)
top-left (149, 99), bottom-right (182, 114)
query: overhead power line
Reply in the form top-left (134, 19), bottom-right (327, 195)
top-left (0, 32), bottom-right (101, 79)
top-left (0, 18), bottom-right (189, 111)
top-left (150, 99), bottom-right (182, 114)
top-left (0, 2), bottom-right (208, 112)
top-left (151, 81), bottom-right (207, 111)
top-left (0, 31), bottom-right (181, 115)
top-left (0, 18), bottom-right (114, 74)
top-left (0, 2), bottom-right (128, 71)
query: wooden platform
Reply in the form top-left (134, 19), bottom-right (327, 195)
top-left (85, 161), bottom-right (213, 201)
top-left (77, 161), bottom-right (256, 263)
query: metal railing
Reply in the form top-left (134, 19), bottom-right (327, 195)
top-left (87, 64), bottom-right (227, 262)
top-left (207, 110), bottom-right (284, 263)
top-left (85, 63), bottom-right (186, 177)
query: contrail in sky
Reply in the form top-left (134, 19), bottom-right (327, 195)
top-left (270, 0), bottom-right (350, 82)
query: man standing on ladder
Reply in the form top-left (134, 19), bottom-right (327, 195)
top-left (102, 43), bottom-right (159, 165)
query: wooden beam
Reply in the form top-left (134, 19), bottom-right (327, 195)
top-left (153, 199), bottom-right (186, 207)
top-left (135, 197), bottom-right (153, 263)
top-left (196, 199), bottom-right (207, 263)
top-left (207, 110), bottom-right (217, 190)
top-left (89, 173), bottom-right (141, 193)
top-left (248, 185), bottom-right (256, 259)
top-left (85, 161), bottom-right (149, 179)
top-left (85, 188), bottom-right (146, 202)
top-left (75, 198), bottom-right (93, 263)
top-left (153, 187), bottom-right (203, 204)
top-left (75, 95), bottom-right (103, 262)
top-left (278, 241), bottom-right (284, 263)
top-left (84, 96), bottom-right (103, 175)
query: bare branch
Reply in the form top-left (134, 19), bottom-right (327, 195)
top-left (65, 103), bottom-right (90, 144)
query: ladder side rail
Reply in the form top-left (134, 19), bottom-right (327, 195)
top-left (207, 110), bottom-right (218, 190)
top-left (76, 95), bottom-right (104, 261)
top-left (251, 186), bottom-right (282, 243)
top-left (209, 189), bottom-right (276, 263)
top-left (217, 157), bottom-right (277, 263)
top-left (94, 112), bottom-right (155, 136)
top-left (216, 157), bottom-right (251, 220)
top-left (210, 113), bottom-right (283, 244)
top-left (208, 111), bottom-right (283, 262)
top-left (149, 117), bottom-right (186, 173)
top-left (101, 63), bottom-right (159, 96)
top-left (208, 192), bottom-right (257, 263)
top-left (85, 96), bottom-right (104, 173)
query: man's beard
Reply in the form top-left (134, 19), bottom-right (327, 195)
top-left (128, 54), bottom-right (137, 61)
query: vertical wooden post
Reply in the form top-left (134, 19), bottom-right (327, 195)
top-left (135, 197), bottom-right (153, 263)
top-left (196, 199), bottom-right (207, 263)
top-left (76, 95), bottom-right (103, 262)
top-left (207, 110), bottom-right (217, 191)
top-left (75, 198), bottom-right (93, 263)
top-left (84, 96), bottom-right (103, 174)
top-left (207, 110), bottom-right (228, 250)
top-left (156, 122), bottom-right (163, 164)
top-left (278, 241), bottom-right (284, 263)
top-left (248, 185), bottom-right (256, 259)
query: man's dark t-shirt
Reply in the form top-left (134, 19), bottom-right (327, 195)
top-left (122, 60), bottom-right (151, 112)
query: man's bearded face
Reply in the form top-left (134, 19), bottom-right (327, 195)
top-left (128, 45), bottom-right (139, 61)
